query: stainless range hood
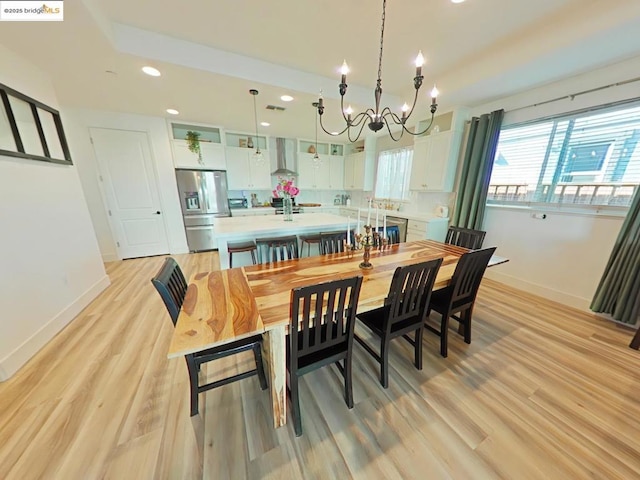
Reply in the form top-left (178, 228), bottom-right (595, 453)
top-left (271, 137), bottom-right (298, 176)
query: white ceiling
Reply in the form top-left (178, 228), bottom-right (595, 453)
top-left (1, 0), bottom-right (640, 141)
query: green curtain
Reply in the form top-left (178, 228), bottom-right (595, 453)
top-left (591, 188), bottom-right (640, 325)
top-left (452, 109), bottom-right (504, 230)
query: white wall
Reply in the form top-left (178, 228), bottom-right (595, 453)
top-left (468, 56), bottom-right (640, 312)
top-left (63, 108), bottom-right (189, 260)
top-left (0, 45), bottom-right (109, 381)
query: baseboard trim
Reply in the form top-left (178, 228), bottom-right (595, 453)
top-left (0, 275), bottom-right (111, 382)
top-left (484, 269), bottom-right (591, 312)
top-left (102, 253), bottom-right (119, 262)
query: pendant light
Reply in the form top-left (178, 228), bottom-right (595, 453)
top-left (249, 89), bottom-right (265, 164)
top-left (312, 102), bottom-right (322, 168)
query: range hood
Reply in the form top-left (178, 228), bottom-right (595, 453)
top-left (271, 137), bottom-right (298, 176)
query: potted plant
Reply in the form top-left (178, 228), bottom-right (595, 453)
top-left (185, 130), bottom-right (203, 164)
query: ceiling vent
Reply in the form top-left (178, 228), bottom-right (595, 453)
top-left (266, 105), bottom-right (286, 111)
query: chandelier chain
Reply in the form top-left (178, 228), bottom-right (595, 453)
top-left (377, 0), bottom-right (386, 83)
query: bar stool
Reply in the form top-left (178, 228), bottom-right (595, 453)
top-left (299, 234), bottom-right (321, 257)
top-left (227, 240), bottom-right (257, 268)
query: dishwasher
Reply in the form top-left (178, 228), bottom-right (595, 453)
top-left (385, 216), bottom-right (408, 242)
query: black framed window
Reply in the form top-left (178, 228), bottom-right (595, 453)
top-left (0, 82), bottom-right (72, 165)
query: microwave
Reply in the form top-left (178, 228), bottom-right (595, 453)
top-left (228, 197), bottom-right (248, 209)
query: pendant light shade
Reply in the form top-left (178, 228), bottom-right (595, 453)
top-left (250, 89), bottom-right (265, 164)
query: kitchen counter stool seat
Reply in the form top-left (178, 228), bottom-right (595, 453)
top-left (299, 234), bottom-right (322, 257)
top-left (227, 240), bottom-right (257, 268)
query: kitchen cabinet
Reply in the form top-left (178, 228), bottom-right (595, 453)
top-left (172, 140), bottom-right (226, 169)
top-left (297, 153), bottom-right (331, 189)
top-left (344, 151), bottom-right (374, 190)
top-left (169, 122), bottom-right (226, 170)
top-left (328, 155), bottom-right (344, 190)
top-left (298, 153), bottom-right (345, 190)
top-left (406, 218), bottom-right (449, 242)
top-left (225, 147), bottom-right (272, 190)
top-left (410, 130), bottom-right (463, 192)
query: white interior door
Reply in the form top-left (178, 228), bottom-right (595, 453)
top-left (90, 128), bottom-right (169, 259)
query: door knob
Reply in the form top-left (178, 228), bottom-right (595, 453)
top-left (155, 211), bottom-right (161, 215)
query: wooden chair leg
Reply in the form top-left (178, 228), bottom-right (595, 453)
top-left (229, 252), bottom-right (233, 269)
top-left (630, 326), bottom-right (640, 350)
top-left (415, 327), bottom-right (423, 370)
top-left (250, 250), bottom-right (257, 265)
top-left (252, 343), bottom-right (268, 390)
top-left (463, 308), bottom-right (472, 344)
top-left (290, 375), bottom-right (302, 436)
top-left (380, 338), bottom-right (390, 388)
top-left (186, 355), bottom-right (200, 416)
top-left (344, 356), bottom-right (354, 408)
top-left (440, 314), bottom-right (450, 358)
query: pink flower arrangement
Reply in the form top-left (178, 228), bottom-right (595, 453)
top-left (272, 176), bottom-right (300, 198)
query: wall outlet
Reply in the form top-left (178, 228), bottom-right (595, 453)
top-left (531, 213), bottom-right (547, 219)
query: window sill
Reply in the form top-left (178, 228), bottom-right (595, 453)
top-left (485, 202), bottom-right (629, 218)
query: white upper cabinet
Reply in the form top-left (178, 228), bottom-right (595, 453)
top-left (297, 140), bottom-right (345, 190)
top-left (170, 122), bottom-right (226, 170)
top-left (226, 147), bottom-right (272, 190)
top-left (225, 132), bottom-right (271, 190)
top-left (410, 110), bottom-right (467, 192)
top-left (344, 151), bottom-right (374, 190)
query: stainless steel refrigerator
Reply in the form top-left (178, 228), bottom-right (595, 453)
top-left (175, 169), bottom-right (230, 252)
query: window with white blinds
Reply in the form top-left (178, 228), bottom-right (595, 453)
top-left (374, 147), bottom-right (413, 200)
top-left (488, 102), bottom-right (640, 207)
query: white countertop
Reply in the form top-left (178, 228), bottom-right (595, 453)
top-left (214, 213), bottom-right (349, 238)
top-left (337, 206), bottom-right (447, 222)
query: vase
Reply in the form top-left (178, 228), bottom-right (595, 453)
top-left (283, 197), bottom-right (293, 221)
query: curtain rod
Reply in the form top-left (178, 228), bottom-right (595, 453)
top-left (506, 76), bottom-right (640, 114)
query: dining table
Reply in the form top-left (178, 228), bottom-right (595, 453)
top-left (168, 240), bottom-right (506, 428)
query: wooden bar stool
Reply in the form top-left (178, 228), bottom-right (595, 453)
top-left (299, 234), bottom-right (321, 257)
top-left (227, 240), bottom-right (257, 268)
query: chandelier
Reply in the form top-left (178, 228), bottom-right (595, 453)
top-left (316, 0), bottom-right (439, 142)
top-left (249, 89), bottom-right (265, 164)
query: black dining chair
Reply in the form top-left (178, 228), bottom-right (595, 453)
top-left (319, 231), bottom-right (349, 254)
top-left (445, 226), bottom-right (487, 250)
top-left (256, 235), bottom-right (299, 263)
top-left (374, 225), bottom-right (400, 246)
top-left (288, 275), bottom-right (363, 436)
top-left (151, 257), bottom-right (268, 416)
top-left (424, 247), bottom-right (496, 357)
top-left (354, 258), bottom-right (443, 388)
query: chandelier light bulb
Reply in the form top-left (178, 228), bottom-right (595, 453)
top-left (415, 51), bottom-right (424, 68)
top-left (430, 85), bottom-right (439, 99)
top-left (340, 60), bottom-right (350, 75)
top-left (345, 105), bottom-right (354, 115)
top-left (401, 103), bottom-right (410, 113)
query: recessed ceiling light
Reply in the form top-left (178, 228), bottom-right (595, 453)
top-left (260, 122), bottom-right (270, 127)
top-left (280, 95), bottom-right (294, 102)
top-left (451, 0), bottom-right (465, 3)
top-left (331, 132), bottom-right (339, 135)
top-left (142, 66), bottom-right (161, 77)
top-left (166, 108), bottom-right (179, 115)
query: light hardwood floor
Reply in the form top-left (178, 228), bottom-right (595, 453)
top-left (1, 252), bottom-right (639, 479)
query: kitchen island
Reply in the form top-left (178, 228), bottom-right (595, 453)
top-left (214, 213), bottom-right (349, 269)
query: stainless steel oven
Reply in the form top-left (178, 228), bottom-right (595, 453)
top-left (385, 216), bottom-right (408, 242)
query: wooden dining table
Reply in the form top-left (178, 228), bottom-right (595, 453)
top-left (168, 240), bottom-right (494, 429)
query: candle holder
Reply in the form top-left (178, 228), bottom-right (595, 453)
top-left (354, 225), bottom-right (375, 270)
top-left (343, 239), bottom-right (356, 258)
